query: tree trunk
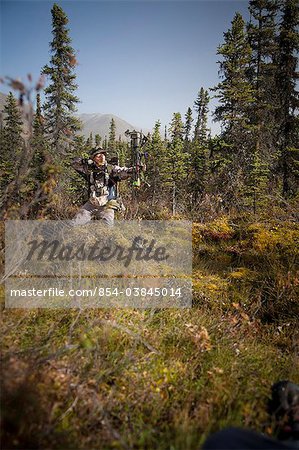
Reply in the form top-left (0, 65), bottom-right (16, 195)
top-left (172, 181), bottom-right (176, 216)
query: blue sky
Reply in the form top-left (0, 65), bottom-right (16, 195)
top-left (1, 0), bottom-right (249, 134)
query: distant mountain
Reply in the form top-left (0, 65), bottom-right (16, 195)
top-left (0, 92), bottom-right (143, 140)
top-left (77, 113), bottom-right (139, 140)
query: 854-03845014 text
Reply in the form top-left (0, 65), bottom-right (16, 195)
top-left (6, 278), bottom-right (192, 308)
top-left (8, 286), bottom-right (184, 298)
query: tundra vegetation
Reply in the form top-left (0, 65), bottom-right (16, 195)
top-left (0, 1), bottom-right (298, 449)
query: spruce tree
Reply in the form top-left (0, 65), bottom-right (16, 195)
top-left (248, 1), bottom-right (279, 80)
top-left (42, 3), bottom-right (81, 155)
top-left (0, 92), bottom-right (24, 213)
top-left (0, 92), bottom-right (23, 177)
top-left (213, 13), bottom-right (254, 142)
top-left (118, 135), bottom-right (131, 167)
top-left (69, 135), bottom-right (88, 205)
top-left (85, 132), bottom-right (93, 152)
top-left (103, 136), bottom-right (108, 150)
top-left (212, 12), bottom-right (254, 207)
top-left (184, 107), bottom-right (193, 143)
top-left (194, 88), bottom-right (210, 144)
top-left (22, 94), bottom-right (57, 217)
top-left (276, 0), bottom-right (299, 197)
top-left (41, 4), bottom-right (83, 214)
top-left (108, 118), bottom-right (116, 152)
top-left (73, 135), bottom-right (86, 155)
top-left (245, 141), bottom-right (269, 212)
top-left (189, 142), bottom-right (207, 204)
top-left (163, 113), bottom-right (188, 215)
top-left (95, 133), bottom-right (102, 147)
top-left (188, 89), bottom-right (211, 204)
top-left (184, 107), bottom-right (193, 164)
top-left (146, 120), bottom-right (166, 203)
top-left (30, 94), bottom-right (46, 181)
top-left (247, 0), bottom-right (279, 118)
top-left (247, 0), bottom-right (280, 203)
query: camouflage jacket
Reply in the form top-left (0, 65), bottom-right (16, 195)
top-left (72, 157), bottom-right (133, 206)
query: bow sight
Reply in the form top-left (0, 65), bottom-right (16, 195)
top-left (125, 129), bottom-right (149, 188)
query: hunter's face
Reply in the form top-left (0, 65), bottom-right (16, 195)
top-left (93, 153), bottom-right (106, 166)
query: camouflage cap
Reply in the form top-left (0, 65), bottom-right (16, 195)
top-left (90, 147), bottom-right (107, 158)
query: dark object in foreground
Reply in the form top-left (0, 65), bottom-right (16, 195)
top-left (202, 427), bottom-right (298, 450)
top-left (202, 381), bottom-right (299, 449)
top-left (269, 380), bottom-right (299, 441)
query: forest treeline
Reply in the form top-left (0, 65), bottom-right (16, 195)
top-left (1, 3), bottom-right (298, 448)
top-left (0, 0), bottom-right (298, 220)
